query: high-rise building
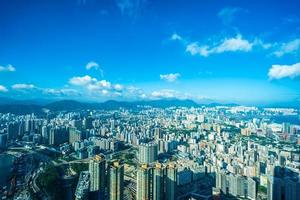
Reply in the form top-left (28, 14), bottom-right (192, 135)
top-left (247, 177), bottom-right (257, 200)
top-left (41, 125), bottom-right (49, 144)
top-left (137, 164), bottom-right (153, 200)
top-left (49, 126), bottom-right (68, 145)
top-left (109, 160), bottom-right (124, 200)
top-left (268, 173), bottom-right (300, 200)
top-left (0, 133), bottom-right (8, 150)
top-left (7, 122), bottom-right (18, 140)
top-left (267, 176), bottom-right (283, 200)
top-left (153, 163), bottom-right (165, 200)
top-left (83, 117), bottom-right (94, 129)
top-left (285, 177), bottom-right (300, 200)
top-left (216, 171), bottom-right (256, 199)
top-left (69, 127), bottom-right (83, 144)
top-left (136, 163), bottom-right (177, 200)
top-left (75, 171), bottom-right (90, 200)
top-left (166, 163), bottom-right (177, 200)
top-left (89, 154), bottom-right (106, 199)
top-left (138, 142), bottom-right (158, 164)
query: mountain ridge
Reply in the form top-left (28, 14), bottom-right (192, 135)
top-left (0, 98), bottom-right (235, 114)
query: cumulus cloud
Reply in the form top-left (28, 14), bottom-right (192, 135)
top-left (102, 89), bottom-right (109, 95)
top-left (160, 73), bottom-right (180, 82)
top-left (0, 85), bottom-right (8, 92)
top-left (114, 84), bottom-right (123, 91)
top-left (218, 7), bottom-right (242, 25)
top-left (69, 75), bottom-right (96, 86)
top-left (185, 34), bottom-right (266, 57)
top-left (172, 32), bottom-right (272, 57)
top-left (186, 43), bottom-right (210, 56)
top-left (273, 39), bottom-right (300, 57)
top-left (268, 63), bottom-right (300, 80)
top-left (170, 33), bottom-right (182, 41)
top-left (0, 64), bottom-right (16, 72)
top-left (214, 34), bottom-right (253, 52)
top-left (98, 80), bottom-right (111, 88)
top-left (86, 61), bottom-right (104, 77)
top-left (12, 84), bottom-right (35, 90)
top-left (87, 80), bottom-right (112, 91)
top-left (86, 61), bottom-right (99, 70)
top-left (69, 75), bottom-right (130, 98)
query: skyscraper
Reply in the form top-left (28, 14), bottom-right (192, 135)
top-left (137, 164), bottom-right (153, 200)
top-left (138, 142), bottom-right (158, 164)
top-left (69, 126), bottom-right (83, 144)
top-left (108, 160), bottom-right (124, 200)
top-left (136, 162), bottom-right (177, 200)
top-left (0, 133), bottom-right (8, 150)
top-left (7, 122), bottom-right (18, 140)
top-left (153, 163), bottom-right (165, 200)
top-left (89, 154), bottom-right (106, 199)
top-left (166, 163), bottom-right (177, 200)
top-left (49, 126), bottom-right (68, 145)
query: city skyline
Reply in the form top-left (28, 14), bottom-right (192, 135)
top-left (1, 0), bottom-right (300, 105)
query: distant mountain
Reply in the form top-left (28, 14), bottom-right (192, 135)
top-left (0, 98), bottom-right (204, 114)
top-left (0, 97), bottom-right (15, 105)
top-left (44, 99), bottom-right (200, 111)
top-left (45, 100), bottom-right (92, 111)
top-left (0, 104), bottom-right (43, 115)
top-left (0, 97), bottom-right (298, 115)
top-left (136, 99), bottom-right (199, 108)
top-left (0, 97), bottom-right (53, 105)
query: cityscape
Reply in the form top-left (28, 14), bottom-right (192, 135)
top-left (1, 1), bottom-right (300, 200)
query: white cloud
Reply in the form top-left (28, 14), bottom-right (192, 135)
top-left (140, 93), bottom-right (147, 98)
top-left (43, 88), bottom-right (80, 96)
top-left (218, 7), bottom-right (242, 25)
top-left (150, 89), bottom-right (193, 100)
top-left (268, 63), bottom-right (300, 80)
top-left (97, 80), bottom-right (111, 88)
top-left (69, 75), bottom-right (96, 86)
top-left (69, 75), bottom-right (129, 98)
top-left (253, 38), bottom-right (273, 49)
top-left (0, 64), bottom-right (16, 72)
top-left (185, 34), bottom-right (265, 57)
top-left (86, 61), bottom-right (99, 70)
top-left (87, 80), bottom-right (112, 91)
top-left (170, 33), bottom-right (182, 41)
top-left (86, 61), bottom-right (104, 77)
top-left (273, 39), bottom-right (300, 57)
top-left (127, 86), bottom-right (143, 94)
top-left (151, 89), bottom-right (179, 99)
top-left (12, 84), bottom-right (35, 90)
top-left (160, 73), bottom-right (180, 82)
top-left (186, 43), bottom-right (210, 56)
top-left (114, 84), bottom-right (123, 91)
top-left (214, 34), bottom-right (253, 53)
top-left (102, 89), bottom-right (109, 95)
top-left (0, 85), bottom-right (8, 92)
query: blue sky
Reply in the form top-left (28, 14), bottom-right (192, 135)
top-left (0, 0), bottom-right (300, 105)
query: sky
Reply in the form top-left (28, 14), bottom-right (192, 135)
top-left (0, 0), bottom-right (300, 105)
